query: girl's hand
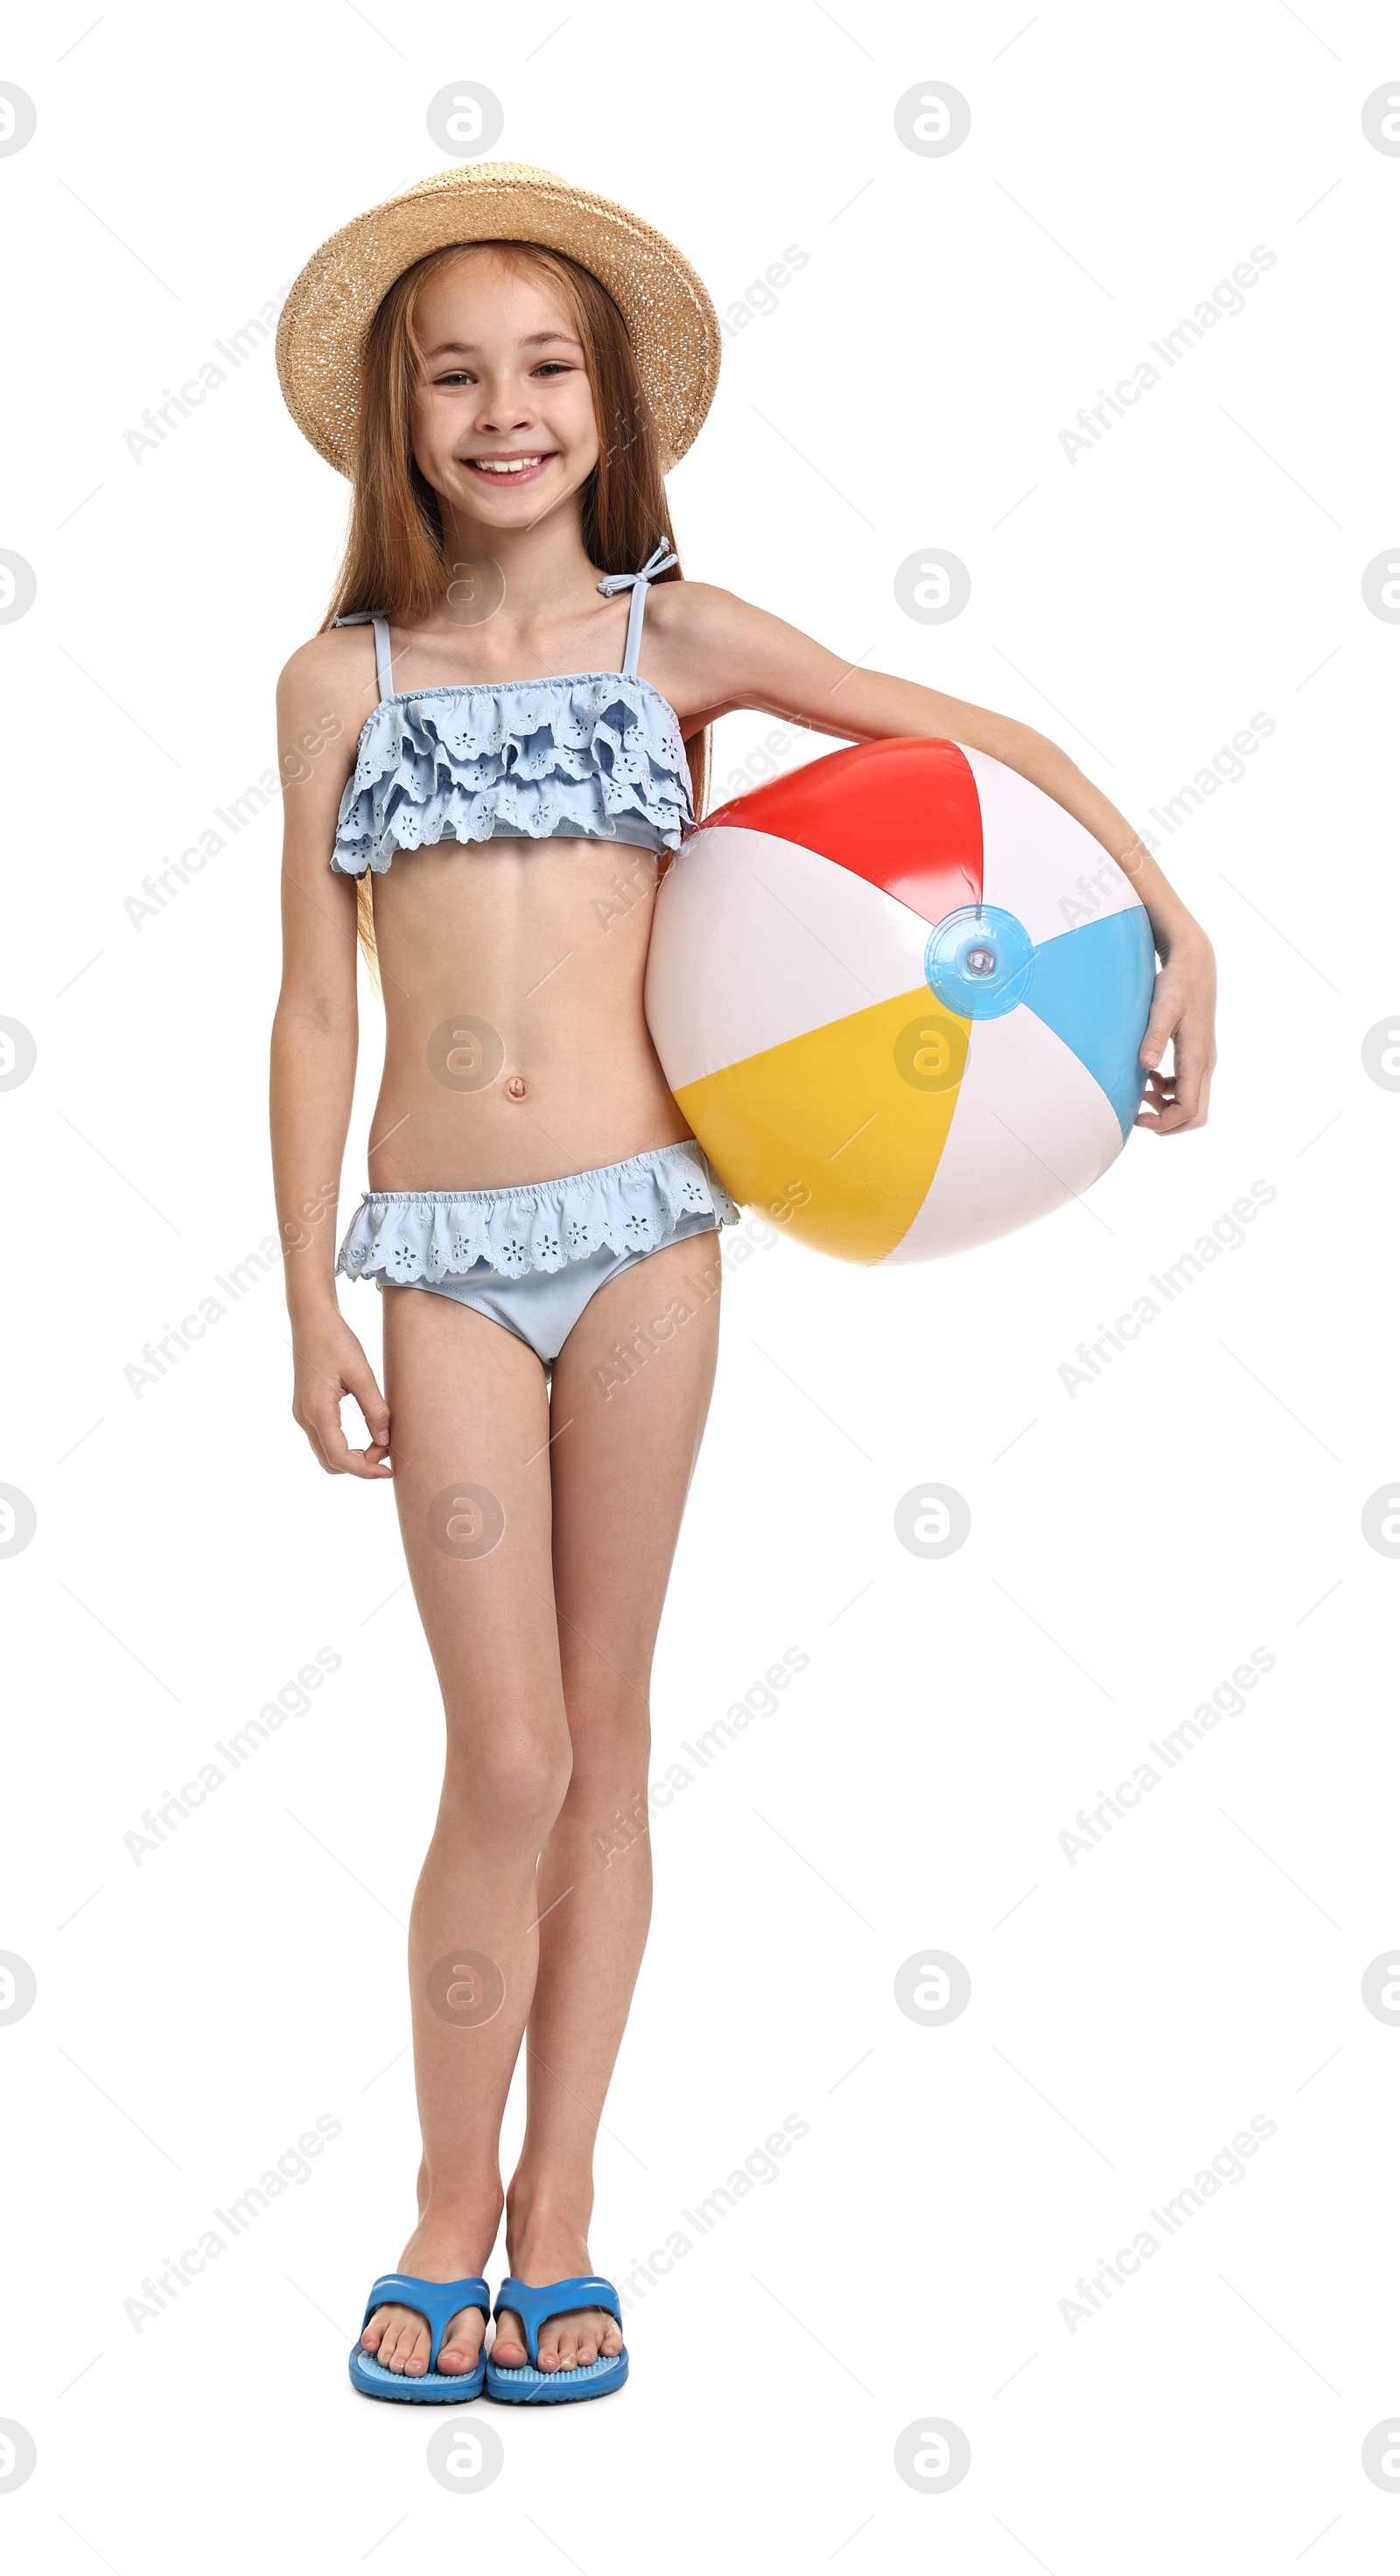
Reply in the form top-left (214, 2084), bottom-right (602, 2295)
top-left (291, 1313), bottom-right (393, 1477)
top-left (1136, 926), bottom-right (1217, 1135)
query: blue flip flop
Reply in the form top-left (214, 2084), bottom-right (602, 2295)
top-left (486, 2274), bottom-right (629, 2404)
top-left (348, 2272), bottom-right (490, 2402)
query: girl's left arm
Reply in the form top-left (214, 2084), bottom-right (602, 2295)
top-left (677, 588), bottom-right (1217, 1135)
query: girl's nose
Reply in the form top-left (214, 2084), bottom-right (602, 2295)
top-left (472, 380), bottom-right (536, 434)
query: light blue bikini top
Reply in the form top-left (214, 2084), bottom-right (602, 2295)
top-left (330, 542), bottom-right (691, 877)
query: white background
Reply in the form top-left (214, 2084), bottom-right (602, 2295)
top-left (4, 2), bottom-right (1398, 2567)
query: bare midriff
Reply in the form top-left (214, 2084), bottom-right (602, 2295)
top-left (363, 835), bottom-right (695, 1193)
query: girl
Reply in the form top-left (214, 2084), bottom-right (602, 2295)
top-left (271, 163), bottom-right (1215, 2405)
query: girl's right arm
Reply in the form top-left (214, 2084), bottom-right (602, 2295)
top-left (270, 638), bottom-right (393, 1479)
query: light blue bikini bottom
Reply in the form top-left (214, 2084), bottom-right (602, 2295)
top-left (336, 1141), bottom-right (740, 1368)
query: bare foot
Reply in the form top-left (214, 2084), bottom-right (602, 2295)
top-left (492, 2222), bottom-right (624, 2375)
top-left (359, 2219), bottom-right (494, 2379)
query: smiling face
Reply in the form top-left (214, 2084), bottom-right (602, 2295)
top-left (409, 247), bottom-right (599, 529)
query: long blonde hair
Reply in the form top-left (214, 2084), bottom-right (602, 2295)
top-left (324, 239), bottom-right (710, 990)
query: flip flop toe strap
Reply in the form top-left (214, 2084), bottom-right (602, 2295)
top-left (493, 2274), bottom-right (621, 2370)
top-left (361, 2272), bottom-right (490, 2375)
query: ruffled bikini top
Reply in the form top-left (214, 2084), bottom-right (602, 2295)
top-left (330, 542), bottom-right (691, 876)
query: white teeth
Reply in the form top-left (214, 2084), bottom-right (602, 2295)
top-left (472, 457), bottom-right (543, 474)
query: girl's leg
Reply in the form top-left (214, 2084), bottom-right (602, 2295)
top-left (359, 1281), bottom-right (570, 2380)
top-left (493, 1229), bottom-right (723, 2372)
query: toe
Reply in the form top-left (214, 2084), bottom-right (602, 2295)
top-left (387, 2307), bottom-right (417, 2367)
top-left (384, 2316), bottom-right (427, 2375)
top-left (438, 2306), bottom-right (484, 2374)
top-left (491, 2312), bottom-right (528, 2369)
top-left (599, 2315), bottom-right (623, 2356)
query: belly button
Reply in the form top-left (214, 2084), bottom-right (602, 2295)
top-left (505, 1074), bottom-right (528, 1101)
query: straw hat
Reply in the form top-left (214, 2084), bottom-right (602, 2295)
top-left (276, 161), bottom-right (721, 479)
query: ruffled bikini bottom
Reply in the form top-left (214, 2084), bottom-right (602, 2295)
top-left (336, 1141), bottom-right (740, 1369)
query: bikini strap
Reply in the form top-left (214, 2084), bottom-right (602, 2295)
top-left (332, 610), bottom-right (395, 704)
top-left (597, 542), bottom-right (677, 678)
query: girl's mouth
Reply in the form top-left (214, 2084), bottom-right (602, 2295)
top-left (462, 452), bottom-right (557, 486)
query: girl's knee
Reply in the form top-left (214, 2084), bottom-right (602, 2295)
top-left (561, 1696), bottom-right (650, 1796)
top-left (444, 1723), bottom-right (573, 1838)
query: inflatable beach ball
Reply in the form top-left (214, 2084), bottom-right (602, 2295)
top-left (645, 737), bottom-right (1155, 1262)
